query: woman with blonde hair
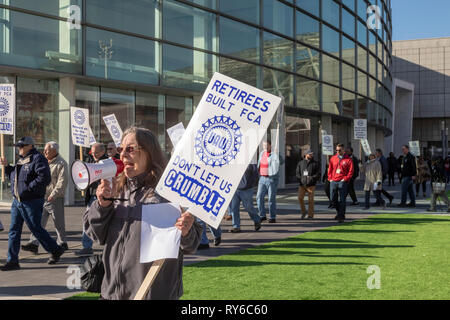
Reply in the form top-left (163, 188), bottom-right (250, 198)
top-left (361, 153), bottom-right (385, 210)
top-left (83, 126), bottom-right (202, 300)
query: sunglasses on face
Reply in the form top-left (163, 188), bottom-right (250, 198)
top-left (117, 145), bottom-right (141, 154)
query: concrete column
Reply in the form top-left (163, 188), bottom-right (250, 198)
top-left (376, 129), bottom-right (385, 153)
top-left (1, 0), bottom-right (10, 54)
top-left (350, 125), bottom-right (362, 161)
top-left (59, 77), bottom-right (76, 205)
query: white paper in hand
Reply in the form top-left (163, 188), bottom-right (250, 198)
top-left (140, 202), bottom-right (182, 263)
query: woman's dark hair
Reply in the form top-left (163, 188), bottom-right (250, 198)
top-left (116, 126), bottom-right (167, 193)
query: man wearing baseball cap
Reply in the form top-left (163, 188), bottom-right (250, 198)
top-left (296, 150), bottom-right (321, 219)
top-left (0, 137), bottom-right (65, 271)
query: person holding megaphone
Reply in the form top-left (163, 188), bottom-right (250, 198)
top-left (82, 127), bottom-right (202, 300)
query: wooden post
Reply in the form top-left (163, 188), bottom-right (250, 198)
top-left (79, 146), bottom-right (84, 197)
top-left (133, 259), bottom-right (165, 300)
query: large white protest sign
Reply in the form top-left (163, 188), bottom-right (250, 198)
top-left (361, 138), bottom-right (372, 156)
top-left (103, 114), bottom-right (123, 147)
top-left (409, 141), bottom-right (420, 156)
top-left (70, 107), bottom-right (90, 147)
top-left (156, 72), bottom-right (282, 228)
top-left (354, 119), bottom-right (367, 140)
top-left (167, 122), bottom-right (186, 148)
top-left (140, 203), bottom-right (181, 263)
top-left (0, 84), bottom-right (15, 135)
top-left (322, 135), bottom-right (334, 156)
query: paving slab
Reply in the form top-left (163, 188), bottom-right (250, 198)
top-left (0, 182), bottom-right (444, 299)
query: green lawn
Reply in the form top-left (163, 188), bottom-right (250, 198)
top-left (182, 214), bottom-right (450, 300)
top-left (68, 213), bottom-right (450, 300)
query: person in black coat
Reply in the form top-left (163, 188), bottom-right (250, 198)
top-left (397, 145), bottom-right (417, 207)
top-left (387, 152), bottom-right (397, 186)
top-left (345, 147), bottom-right (360, 205)
top-left (428, 156), bottom-right (450, 212)
top-left (296, 150), bottom-right (321, 219)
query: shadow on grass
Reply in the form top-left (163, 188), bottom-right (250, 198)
top-left (266, 242), bottom-right (414, 250)
top-left (350, 217), bottom-right (450, 226)
top-left (231, 249), bottom-right (380, 259)
top-left (188, 260), bottom-right (365, 268)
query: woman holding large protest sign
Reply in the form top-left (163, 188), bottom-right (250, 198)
top-left (83, 126), bottom-right (202, 300)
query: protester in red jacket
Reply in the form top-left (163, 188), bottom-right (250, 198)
top-left (328, 144), bottom-right (354, 223)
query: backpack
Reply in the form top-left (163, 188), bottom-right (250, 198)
top-left (80, 254), bottom-right (104, 293)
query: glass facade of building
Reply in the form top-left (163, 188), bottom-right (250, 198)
top-left (0, 0), bottom-right (392, 200)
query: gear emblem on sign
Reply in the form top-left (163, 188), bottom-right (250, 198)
top-left (111, 125), bottom-right (120, 139)
top-left (74, 110), bottom-right (85, 125)
top-left (0, 97), bottom-right (9, 117)
top-left (195, 115), bottom-right (242, 168)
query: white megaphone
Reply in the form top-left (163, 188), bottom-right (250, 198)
top-left (71, 158), bottom-right (125, 191)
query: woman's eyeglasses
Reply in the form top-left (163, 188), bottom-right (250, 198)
top-left (117, 146), bottom-right (141, 154)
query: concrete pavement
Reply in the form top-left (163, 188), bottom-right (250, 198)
top-left (0, 182), bottom-right (444, 299)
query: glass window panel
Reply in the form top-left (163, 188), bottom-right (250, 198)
top-left (357, 20), bottom-right (367, 46)
top-left (357, 0), bottom-right (367, 20)
top-left (87, 0), bottom-right (157, 37)
top-left (296, 76), bottom-right (320, 111)
top-left (219, 17), bottom-right (259, 63)
top-left (296, 11), bottom-right (320, 48)
top-left (369, 53), bottom-right (376, 78)
top-left (322, 25), bottom-right (339, 57)
top-left (342, 63), bottom-right (355, 92)
top-left (322, 0), bottom-right (340, 27)
top-left (358, 96), bottom-right (367, 119)
top-left (369, 31), bottom-right (376, 54)
top-left (16, 77), bottom-right (59, 149)
top-left (342, 0), bottom-right (355, 11)
top-left (263, 0), bottom-right (293, 37)
top-left (162, 44), bottom-right (215, 91)
top-left (369, 77), bottom-right (376, 100)
top-left (322, 54), bottom-right (340, 86)
top-left (296, 0), bottom-right (319, 16)
top-left (100, 88), bottom-right (135, 142)
top-left (86, 27), bottom-right (157, 84)
top-left (296, 44), bottom-right (320, 79)
top-left (218, 0), bottom-right (259, 24)
top-left (0, 9), bottom-right (82, 73)
top-left (357, 71), bottom-right (367, 96)
top-left (357, 45), bottom-right (367, 71)
top-left (368, 100), bottom-right (377, 123)
top-left (163, 0), bottom-right (216, 51)
top-left (342, 90), bottom-right (355, 117)
top-left (1, 0), bottom-right (81, 18)
top-left (219, 57), bottom-right (259, 88)
top-left (135, 92), bottom-right (165, 151)
top-left (184, 0), bottom-right (216, 9)
top-left (165, 95), bottom-right (193, 152)
top-left (342, 8), bottom-right (355, 38)
top-left (322, 83), bottom-right (340, 115)
top-left (263, 32), bottom-right (294, 71)
top-left (263, 69), bottom-right (293, 106)
top-left (342, 36), bottom-right (355, 65)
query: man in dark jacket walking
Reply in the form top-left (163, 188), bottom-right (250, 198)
top-left (296, 150), bottom-right (321, 219)
top-left (229, 164), bottom-right (262, 232)
top-left (0, 137), bottom-right (65, 271)
top-left (345, 147), bottom-right (360, 206)
top-left (376, 149), bottom-right (394, 206)
top-left (397, 145), bottom-right (417, 207)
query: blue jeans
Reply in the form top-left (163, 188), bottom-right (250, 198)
top-left (401, 176), bottom-right (416, 205)
top-left (330, 181), bottom-right (348, 220)
top-left (257, 176), bottom-right (279, 219)
top-left (8, 198), bottom-right (59, 263)
top-left (365, 190), bottom-right (384, 209)
top-left (197, 219), bottom-right (222, 245)
top-left (230, 188), bottom-right (261, 229)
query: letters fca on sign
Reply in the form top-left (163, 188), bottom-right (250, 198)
top-left (156, 73), bottom-right (281, 228)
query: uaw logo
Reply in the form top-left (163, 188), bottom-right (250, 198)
top-left (74, 110), bottom-right (85, 125)
top-left (111, 125), bottom-right (120, 139)
top-left (0, 97), bottom-right (9, 117)
top-left (357, 120), bottom-right (365, 127)
top-left (324, 136), bottom-right (331, 145)
top-left (195, 115), bottom-right (242, 167)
